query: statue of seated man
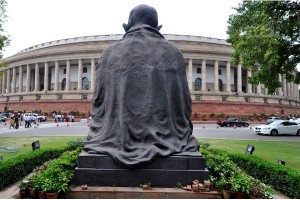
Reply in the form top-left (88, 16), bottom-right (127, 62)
top-left (84, 4), bottom-right (199, 168)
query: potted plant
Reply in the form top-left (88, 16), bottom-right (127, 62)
top-left (231, 173), bottom-right (252, 199)
top-left (41, 167), bottom-right (73, 199)
top-left (33, 172), bottom-right (47, 199)
top-left (27, 174), bottom-right (37, 198)
top-left (249, 179), bottom-right (274, 199)
top-left (18, 180), bottom-right (29, 199)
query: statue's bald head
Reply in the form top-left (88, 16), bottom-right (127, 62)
top-left (123, 4), bottom-right (162, 32)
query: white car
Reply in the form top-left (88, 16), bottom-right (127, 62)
top-left (254, 120), bottom-right (300, 136)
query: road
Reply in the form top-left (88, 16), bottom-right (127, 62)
top-left (1, 121), bottom-right (300, 141)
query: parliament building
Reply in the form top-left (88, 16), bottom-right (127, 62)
top-left (1, 34), bottom-right (299, 118)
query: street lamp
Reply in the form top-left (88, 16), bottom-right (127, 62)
top-left (278, 159), bottom-right (286, 166)
top-left (32, 140), bottom-right (40, 151)
top-left (245, 145), bottom-right (255, 155)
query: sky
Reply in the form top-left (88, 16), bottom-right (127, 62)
top-left (2, 0), bottom-right (242, 58)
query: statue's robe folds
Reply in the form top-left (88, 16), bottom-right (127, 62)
top-left (84, 25), bottom-right (199, 168)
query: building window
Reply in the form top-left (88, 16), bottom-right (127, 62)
top-left (36, 95), bottom-right (41, 101)
top-left (83, 67), bottom-right (88, 73)
top-left (82, 94), bottom-right (88, 100)
top-left (219, 79), bottom-right (223, 92)
top-left (195, 78), bottom-right (202, 91)
top-left (196, 68), bottom-right (201, 74)
top-left (58, 94), bottom-right (63, 100)
top-left (195, 95), bottom-right (201, 101)
top-left (82, 77), bottom-right (89, 90)
top-left (61, 78), bottom-right (66, 90)
top-left (222, 96), bottom-right (227, 101)
top-left (264, 98), bottom-right (268, 104)
top-left (63, 68), bottom-right (66, 74)
top-left (245, 97), bottom-right (249, 103)
top-left (218, 69), bottom-right (222, 75)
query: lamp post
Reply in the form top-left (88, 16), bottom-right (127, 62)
top-left (245, 145), bottom-right (255, 155)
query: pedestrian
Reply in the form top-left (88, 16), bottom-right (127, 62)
top-left (14, 115), bottom-right (19, 129)
top-left (9, 118), bottom-right (14, 129)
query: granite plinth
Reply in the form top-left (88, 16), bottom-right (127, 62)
top-left (75, 151), bottom-right (209, 187)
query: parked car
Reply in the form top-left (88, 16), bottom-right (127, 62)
top-left (217, 118), bottom-right (249, 127)
top-left (266, 116), bottom-right (280, 124)
top-left (254, 120), bottom-right (300, 136)
top-left (289, 118), bottom-right (300, 124)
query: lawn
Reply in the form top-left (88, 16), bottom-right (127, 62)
top-left (1, 136), bottom-right (299, 172)
top-left (0, 136), bottom-right (84, 161)
top-left (199, 138), bottom-right (300, 171)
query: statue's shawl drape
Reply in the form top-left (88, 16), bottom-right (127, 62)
top-left (84, 25), bottom-right (198, 168)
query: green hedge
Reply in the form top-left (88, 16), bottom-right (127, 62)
top-left (229, 152), bottom-right (300, 199)
top-left (0, 139), bottom-right (83, 190)
top-left (207, 148), bottom-right (300, 199)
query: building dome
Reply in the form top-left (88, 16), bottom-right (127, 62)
top-left (0, 34), bottom-right (299, 118)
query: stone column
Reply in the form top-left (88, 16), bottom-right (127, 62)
top-left (188, 59), bottom-right (193, 91)
top-left (256, 84), bottom-right (261, 94)
top-left (214, 60), bottom-right (219, 92)
top-left (66, 60), bottom-right (71, 91)
top-left (77, 59), bottom-right (83, 90)
top-left (18, 66), bottom-right (23, 93)
top-left (6, 68), bottom-right (11, 93)
top-left (265, 87), bottom-right (268, 95)
top-left (44, 62), bottom-right (49, 91)
top-left (26, 64), bottom-right (30, 92)
top-left (90, 58), bottom-right (96, 91)
top-left (12, 67), bottom-right (16, 93)
top-left (34, 63), bottom-right (40, 92)
top-left (278, 74), bottom-right (283, 96)
top-left (290, 82), bottom-right (294, 98)
top-left (247, 68), bottom-right (252, 93)
top-left (200, 60), bottom-right (206, 91)
top-left (226, 61), bottom-right (231, 92)
top-left (282, 76), bottom-right (287, 97)
top-left (54, 61), bottom-right (59, 91)
top-left (237, 64), bottom-right (242, 93)
top-left (287, 82), bottom-right (291, 97)
top-left (0, 76), bottom-right (2, 94)
top-left (1, 71), bottom-right (5, 94)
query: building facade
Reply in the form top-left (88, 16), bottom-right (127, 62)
top-left (0, 34), bottom-right (299, 117)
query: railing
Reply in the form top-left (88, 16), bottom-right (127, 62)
top-left (16, 34), bottom-right (230, 55)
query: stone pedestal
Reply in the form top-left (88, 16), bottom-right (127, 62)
top-left (75, 151), bottom-right (209, 187)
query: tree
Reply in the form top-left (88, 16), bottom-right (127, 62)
top-left (0, 0), bottom-right (9, 61)
top-left (227, 0), bottom-right (300, 94)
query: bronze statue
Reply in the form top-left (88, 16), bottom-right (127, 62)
top-left (84, 4), bottom-right (199, 168)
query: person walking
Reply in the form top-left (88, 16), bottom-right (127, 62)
top-left (24, 114), bottom-right (30, 128)
top-left (14, 115), bottom-right (19, 129)
top-left (9, 118), bottom-right (14, 129)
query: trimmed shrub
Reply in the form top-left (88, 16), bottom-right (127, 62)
top-left (0, 139), bottom-right (84, 190)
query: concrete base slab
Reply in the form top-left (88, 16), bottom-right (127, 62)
top-left (75, 151), bottom-right (209, 187)
top-left (64, 186), bottom-right (223, 199)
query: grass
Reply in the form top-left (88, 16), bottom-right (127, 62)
top-left (1, 136), bottom-right (299, 172)
top-left (199, 138), bottom-right (300, 171)
top-left (0, 136), bottom-right (84, 161)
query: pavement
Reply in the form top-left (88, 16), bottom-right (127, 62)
top-left (0, 182), bottom-right (291, 199)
